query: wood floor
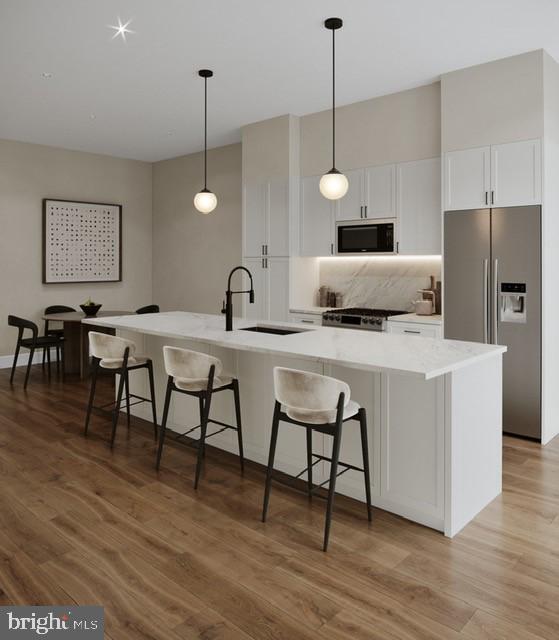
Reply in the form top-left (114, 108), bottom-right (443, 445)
top-left (1, 366), bottom-right (559, 640)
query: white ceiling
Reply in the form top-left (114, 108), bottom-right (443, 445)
top-left (1, 0), bottom-right (558, 162)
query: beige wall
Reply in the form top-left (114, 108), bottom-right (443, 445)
top-left (0, 139), bottom-right (152, 357)
top-left (441, 50), bottom-right (544, 151)
top-left (300, 82), bottom-right (441, 176)
top-left (152, 143), bottom-right (242, 315)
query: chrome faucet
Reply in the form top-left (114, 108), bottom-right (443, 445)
top-left (223, 266), bottom-right (254, 331)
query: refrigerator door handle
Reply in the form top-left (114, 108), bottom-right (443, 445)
top-left (483, 259), bottom-right (489, 343)
top-left (493, 258), bottom-right (499, 344)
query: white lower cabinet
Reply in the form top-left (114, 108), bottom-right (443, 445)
top-left (380, 373), bottom-right (445, 522)
top-left (386, 321), bottom-right (442, 338)
top-left (288, 312), bottom-right (321, 326)
top-left (243, 257), bottom-right (289, 322)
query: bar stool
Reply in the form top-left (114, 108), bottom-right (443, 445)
top-left (262, 367), bottom-right (373, 552)
top-left (156, 346), bottom-right (244, 489)
top-left (84, 332), bottom-right (158, 448)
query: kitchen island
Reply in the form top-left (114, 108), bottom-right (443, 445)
top-left (85, 311), bottom-right (506, 537)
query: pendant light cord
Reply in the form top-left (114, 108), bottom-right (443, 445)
top-left (332, 27), bottom-right (336, 169)
top-left (204, 76), bottom-right (208, 190)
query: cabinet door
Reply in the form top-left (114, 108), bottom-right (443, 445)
top-left (336, 169), bottom-right (364, 221)
top-left (300, 176), bottom-right (335, 257)
top-left (444, 146), bottom-right (490, 211)
top-left (364, 164), bottom-right (396, 218)
top-left (267, 179), bottom-right (290, 256)
top-left (243, 183), bottom-right (266, 257)
top-left (397, 157), bottom-right (441, 255)
top-left (491, 139), bottom-right (542, 207)
top-left (242, 258), bottom-right (267, 320)
top-left (267, 257), bottom-right (290, 322)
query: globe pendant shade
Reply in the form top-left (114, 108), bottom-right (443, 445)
top-left (194, 189), bottom-right (217, 214)
top-left (319, 169), bottom-right (349, 200)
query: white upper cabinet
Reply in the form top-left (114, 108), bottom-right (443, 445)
top-left (444, 146), bottom-right (490, 211)
top-left (364, 164), bottom-right (397, 219)
top-left (397, 157), bottom-right (441, 255)
top-left (243, 178), bottom-right (290, 257)
top-left (243, 183), bottom-right (267, 257)
top-left (336, 164), bottom-right (396, 221)
top-left (444, 139), bottom-right (542, 211)
top-left (337, 169), bottom-right (364, 221)
top-left (491, 139), bottom-right (542, 207)
top-left (300, 175), bottom-right (335, 257)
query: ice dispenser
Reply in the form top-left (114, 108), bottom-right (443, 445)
top-left (500, 282), bottom-right (527, 324)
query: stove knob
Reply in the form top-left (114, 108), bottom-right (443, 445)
top-left (335, 315), bottom-right (341, 321)
top-left (362, 318), bottom-right (370, 325)
top-left (376, 318), bottom-right (383, 326)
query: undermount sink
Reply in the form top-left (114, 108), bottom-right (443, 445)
top-left (240, 325), bottom-right (310, 336)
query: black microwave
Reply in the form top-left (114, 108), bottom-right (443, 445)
top-left (336, 219), bottom-right (396, 254)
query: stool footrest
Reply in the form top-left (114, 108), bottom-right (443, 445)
top-left (169, 418), bottom-right (238, 446)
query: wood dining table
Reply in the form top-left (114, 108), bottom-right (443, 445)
top-left (41, 310), bottom-right (133, 379)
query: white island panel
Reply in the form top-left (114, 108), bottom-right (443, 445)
top-left (87, 312), bottom-right (505, 537)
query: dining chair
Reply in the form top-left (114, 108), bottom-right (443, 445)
top-left (8, 315), bottom-right (64, 389)
top-left (136, 305), bottom-right (160, 314)
top-left (43, 305), bottom-right (75, 370)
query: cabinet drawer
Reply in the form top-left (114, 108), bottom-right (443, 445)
top-left (289, 312), bottom-right (321, 326)
top-left (387, 321), bottom-right (441, 338)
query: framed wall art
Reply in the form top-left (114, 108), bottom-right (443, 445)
top-left (42, 199), bottom-right (122, 283)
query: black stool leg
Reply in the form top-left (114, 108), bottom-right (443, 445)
top-left (194, 390), bottom-right (212, 490)
top-left (262, 402), bottom-right (281, 522)
top-left (46, 345), bottom-right (51, 378)
top-left (24, 347), bottom-right (34, 390)
top-left (56, 344), bottom-right (60, 374)
top-left (124, 370), bottom-right (131, 427)
top-left (156, 377), bottom-right (173, 470)
top-left (306, 427), bottom-right (313, 499)
top-left (358, 408), bottom-right (373, 522)
top-left (232, 379), bottom-right (245, 475)
top-left (198, 397), bottom-right (206, 459)
top-left (10, 341), bottom-right (21, 384)
top-left (323, 424), bottom-right (342, 552)
top-left (110, 370), bottom-right (126, 449)
top-left (84, 359), bottom-right (100, 436)
top-left (42, 347), bottom-right (47, 368)
top-left (147, 361), bottom-right (158, 440)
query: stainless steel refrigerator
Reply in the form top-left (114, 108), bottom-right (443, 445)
top-left (444, 206), bottom-right (541, 440)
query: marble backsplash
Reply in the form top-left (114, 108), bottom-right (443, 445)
top-left (319, 257), bottom-right (442, 311)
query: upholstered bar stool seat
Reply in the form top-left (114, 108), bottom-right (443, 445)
top-left (262, 367), bottom-right (373, 552)
top-left (156, 346), bottom-right (244, 489)
top-left (84, 332), bottom-right (158, 448)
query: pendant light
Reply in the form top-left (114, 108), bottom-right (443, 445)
top-left (194, 69), bottom-right (218, 214)
top-left (319, 17), bottom-right (348, 200)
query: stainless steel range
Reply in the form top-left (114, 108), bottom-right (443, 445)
top-left (322, 307), bottom-right (407, 331)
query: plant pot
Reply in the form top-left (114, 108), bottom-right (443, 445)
top-left (80, 304), bottom-right (102, 317)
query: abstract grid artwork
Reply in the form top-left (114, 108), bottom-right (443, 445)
top-left (43, 199), bottom-right (122, 283)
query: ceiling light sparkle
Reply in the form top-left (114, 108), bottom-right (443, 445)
top-left (109, 18), bottom-right (134, 42)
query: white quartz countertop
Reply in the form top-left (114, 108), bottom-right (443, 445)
top-left (84, 312), bottom-right (505, 380)
top-left (388, 313), bottom-right (443, 326)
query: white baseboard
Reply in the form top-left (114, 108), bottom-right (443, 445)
top-left (0, 348), bottom-right (59, 369)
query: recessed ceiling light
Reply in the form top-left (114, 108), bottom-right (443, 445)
top-left (89, 114), bottom-right (96, 120)
top-left (109, 17), bottom-right (134, 42)
top-left (167, 130), bottom-right (173, 136)
top-left (42, 72), bottom-right (53, 79)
